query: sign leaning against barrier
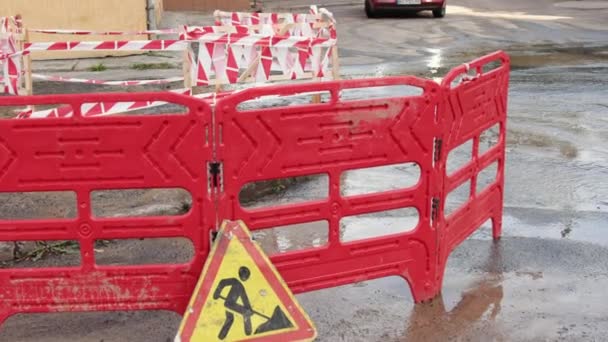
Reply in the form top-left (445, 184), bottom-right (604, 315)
top-left (0, 51), bottom-right (510, 328)
top-left (176, 220), bottom-right (316, 342)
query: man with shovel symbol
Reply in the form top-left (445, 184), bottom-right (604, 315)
top-left (213, 266), bottom-right (294, 340)
top-left (214, 266), bottom-right (254, 339)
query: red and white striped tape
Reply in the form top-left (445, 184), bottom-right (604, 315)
top-left (27, 28), bottom-right (178, 36)
top-left (214, 5), bottom-right (336, 38)
top-left (0, 16), bottom-right (22, 33)
top-left (17, 88), bottom-right (190, 118)
top-left (24, 40), bottom-right (189, 52)
top-left (1, 53), bottom-right (22, 95)
top-left (32, 73), bottom-right (184, 86)
top-left (16, 88), bottom-right (233, 119)
top-left (214, 5), bottom-right (333, 26)
top-left (0, 50), bottom-right (29, 58)
top-left (181, 29), bottom-right (335, 46)
top-left (1, 16), bottom-right (24, 95)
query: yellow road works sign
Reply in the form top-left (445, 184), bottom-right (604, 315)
top-left (175, 220), bottom-right (316, 342)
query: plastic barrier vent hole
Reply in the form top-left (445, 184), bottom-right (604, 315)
top-left (479, 123), bottom-right (501, 155)
top-left (476, 162), bottom-right (499, 195)
top-left (252, 221), bottom-right (328, 255)
top-left (340, 207), bottom-right (419, 242)
top-left (445, 180), bottom-right (471, 218)
top-left (0, 191), bottom-right (77, 220)
top-left (446, 139), bottom-right (473, 176)
top-left (339, 85), bottom-right (423, 101)
top-left (94, 238), bottom-right (194, 266)
top-left (340, 162), bottom-right (420, 197)
top-left (91, 188), bottom-right (192, 218)
top-left (0, 240), bottom-right (80, 268)
top-left (240, 174), bottom-right (329, 210)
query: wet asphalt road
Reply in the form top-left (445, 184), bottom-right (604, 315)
top-left (301, 2), bottom-right (608, 340)
top-left (304, 1), bottom-right (608, 340)
top-left (1, 0), bottom-right (608, 341)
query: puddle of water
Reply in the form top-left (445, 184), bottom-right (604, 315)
top-left (471, 207), bottom-right (608, 247)
top-left (555, 1), bottom-right (608, 10)
top-left (250, 53), bottom-right (608, 249)
top-left (296, 236), bottom-right (608, 341)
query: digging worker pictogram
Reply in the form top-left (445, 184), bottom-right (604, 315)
top-left (174, 221), bottom-right (312, 341)
top-left (213, 266), bottom-right (254, 340)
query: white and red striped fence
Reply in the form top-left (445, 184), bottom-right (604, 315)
top-left (214, 5), bottom-right (336, 37)
top-left (1, 5), bottom-right (339, 119)
top-left (1, 16), bottom-right (25, 95)
top-left (180, 28), bottom-right (336, 85)
top-left (15, 87), bottom-right (232, 119)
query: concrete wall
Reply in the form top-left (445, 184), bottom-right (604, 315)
top-left (0, 0), bottom-right (163, 59)
top-left (164, 0), bottom-right (250, 12)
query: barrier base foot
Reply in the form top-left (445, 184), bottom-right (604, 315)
top-left (492, 215), bottom-right (503, 240)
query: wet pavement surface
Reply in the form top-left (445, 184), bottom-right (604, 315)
top-left (1, 0), bottom-right (608, 340)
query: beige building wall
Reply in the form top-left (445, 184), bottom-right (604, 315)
top-left (0, 0), bottom-right (163, 60)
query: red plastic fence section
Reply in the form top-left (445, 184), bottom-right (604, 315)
top-left (437, 51), bottom-right (510, 275)
top-left (215, 77), bottom-right (443, 302)
top-left (0, 92), bottom-right (214, 323)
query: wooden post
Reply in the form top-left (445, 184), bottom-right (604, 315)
top-left (237, 55), bottom-right (261, 83)
top-left (23, 29), bottom-right (33, 96)
top-left (215, 81), bottom-right (223, 94)
top-left (182, 46), bottom-right (193, 90)
top-left (331, 45), bottom-right (341, 81)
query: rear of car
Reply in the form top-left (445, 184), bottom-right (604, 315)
top-left (365, 0), bottom-right (447, 18)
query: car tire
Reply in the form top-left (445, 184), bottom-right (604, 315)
top-left (433, 7), bottom-right (446, 18)
top-left (365, 1), bottom-right (377, 18)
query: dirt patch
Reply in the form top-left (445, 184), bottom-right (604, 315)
top-left (507, 128), bottom-right (579, 159)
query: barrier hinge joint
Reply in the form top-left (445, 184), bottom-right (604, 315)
top-left (209, 161), bottom-right (223, 191)
top-left (431, 197), bottom-right (440, 222)
top-left (434, 138), bottom-right (443, 162)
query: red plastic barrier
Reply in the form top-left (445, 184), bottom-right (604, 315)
top-left (436, 51), bottom-right (510, 285)
top-left (0, 51), bottom-right (510, 326)
top-left (215, 76), bottom-right (443, 302)
top-left (0, 92), bottom-right (215, 323)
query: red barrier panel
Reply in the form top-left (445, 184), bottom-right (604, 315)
top-left (436, 51), bottom-right (510, 285)
top-left (215, 76), bottom-right (442, 302)
top-left (0, 92), bottom-right (215, 323)
top-left (0, 51), bottom-right (510, 326)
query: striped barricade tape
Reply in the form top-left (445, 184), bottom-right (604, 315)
top-left (15, 89), bottom-right (234, 119)
top-left (27, 28), bottom-right (179, 36)
top-left (214, 5), bottom-right (329, 26)
top-left (32, 74), bottom-right (185, 86)
top-left (17, 88), bottom-right (193, 118)
top-left (214, 6), bottom-right (336, 38)
top-left (23, 40), bottom-right (189, 52)
top-left (0, 51), bottom-right (23, 95)
top-left (1, 16), bottom-right (23, 95)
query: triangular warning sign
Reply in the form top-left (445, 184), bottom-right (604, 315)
top-left (176, 220), bottom-right (317, 342)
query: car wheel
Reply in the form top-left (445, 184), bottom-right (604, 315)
top-left (433, 7), bottom-right (446, 18)
top-left (365, 1), bottom-right (377, 18)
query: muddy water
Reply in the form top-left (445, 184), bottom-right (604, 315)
top-left (241, 48), bottom-right (608, 341)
